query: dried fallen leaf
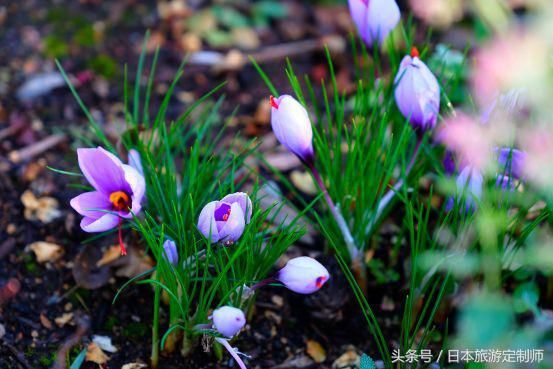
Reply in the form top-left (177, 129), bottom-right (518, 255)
top-left (96, 245), bottom-right (122, 267)
top-left (92, 335), bottom-right (118, 353)
top-left (86, 342), bottom-right (109, 365)
top-left (290, 170), bottom-right (317, 195)
top-left (306, 339), bottom-right (326, 363)
top-left (54, 312), bottom-right (74, 327)
top-left (29, 241), bottom-right (63, 263)
top-left (73, 245), bottom-right (111, 290)
top-left (21, 190), bottom-right (61, 223)
top-left (40, 313), bottom-right (53, 329)
top-left (332, 346), bottom-right (359, 369)
top-left (122, 363), bottom-right (147, 369)
top-left (272, 354), bottom-right (314, 369)
top-left (113, 248), bottom-right (155, 278)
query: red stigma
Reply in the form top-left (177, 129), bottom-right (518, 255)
top-left (410, 47), bottom-right (420, 58)
top-left (315, 276), bottom-right (327, 288)
top-left (222, 207), bottom-right (231, 221)
top-left (118, 219), bottom-right (127, 256)
top-left (270, 95), bottom-right (279, 109)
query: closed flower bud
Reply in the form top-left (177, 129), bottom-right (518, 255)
top-left (197, 192), bottom-right (252, 244)
top-left (348, 0), bottom-right (401, 46)
top-left (162, 239), bottom-right (178, 265)
top-left (212, 306), bottom-right (246, 338)
top-left (277, 257), bottom-right (330, 294)
top-left (394, 48), bottom-right (441, 132)
top-left (270, 95), bottom-right (314, 164)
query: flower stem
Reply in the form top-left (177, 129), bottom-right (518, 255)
top-left (250, 277), bottom-right (278, 291)
top-left (214, 337), bottom-right (248, 369)
top-left (151, 284), bottom-right (161, 369)
top-left (365, 136), bottom-right (424, 237)
top-left (308, 163), bottom-right (359, 260)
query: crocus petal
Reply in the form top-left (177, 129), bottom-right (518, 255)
top-left (367, 0), bottom-right (401, 45)
top-left (220, 192), bottom-right (253, 224)
top-left (70, 191), bottom-right (112, 219)
top-left (271, 95), bottom-right (314, 163)
top-left (349, 0), bottom-right (400, 46)
top-left (218, 203), bottom-right (246, 243)
top-left (456, 166), bottom-right (483, 212)
top-left (277, 256), bottom-right (330, 294)
top-left (80, 213), bottom-right (120, 233)
top-left (162, 239), bottom-right (178, 265)
top-left (122, 163), bottom-right (146, 217)
top-left (128, 149), bottom-right (144, 177)
top-left (197, 201), bottom-right (221, 243)
top-left (496, 147), bottom-right (526, 180)
top-left (394, 55), bottom-right (440, 131)
top-left (348, 0), bottom-right (370, 43)
top-left (212, 306), bottom-right (246, 338)
top-left (77, 147), bottom-right (130, 194)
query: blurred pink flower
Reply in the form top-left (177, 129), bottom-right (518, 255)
top-left (437, 113), bottom-right (493, 171)
top-left (471, 31), bottom-right (548, 109)
top-left (521, 128), bottom-right (553, 188)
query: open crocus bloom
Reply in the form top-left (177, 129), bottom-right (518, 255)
top-left (277, 256), bottom-right (330, 294)
top-left (197, 192), bottom-right (252, 244)
top-left (70, 147), bottom-right (146, 234)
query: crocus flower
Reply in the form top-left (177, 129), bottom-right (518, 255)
top-left (394, 48), bottom-right (441, 132)
top-left (212, 306), bottom-right (246, 338)
top-left (270, 95), bottom-right (314, 164)
top-left (197, 192), bottom-right (252, 244)
top-left (162, 239), bottom-right (178, 265)
top-left (348, 0), bottom-right (401, 46)
top-left (495, 147), bottom-right (526, 180)
top-left (448, 165), bottom-right (484, 212)
top-left (70, 147), bottom-right (145, 254)
top-left (276, 257), bottom-right (330, 294)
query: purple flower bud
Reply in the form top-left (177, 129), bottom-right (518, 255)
top-left (394, 48), bottom-right (441, 132)
top-left (197, 192), bottom-right (252, 244)
top-left (495, 147), bottom-right (526, 180)
top-left (348, 0), bottom-right (401, 46)
top-left (277, 257), bottom-right (330, 294)
top-left (162, 239), bottom-right (178, 265)
top-left (446, 165), bottom-right (483, 213)
top-left (270, 95), bottom-right (314, 164)
top-left (212, 306), bottom-right (246, 338)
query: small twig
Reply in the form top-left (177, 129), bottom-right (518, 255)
top-left (52, 313), bottom-right (90, 369)
top-left (9, 134), bottom-right (67, 164)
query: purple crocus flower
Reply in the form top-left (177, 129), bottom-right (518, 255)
top-left (394, 48), bottom-right (441, 132)
top-left (276, 257), bottom-right (330, 294)
top-left (70, 147), bottom-right (145, 255)
top-left (270, 95), bottom-right (314, 165)
top-left (162, 239), bottom-right (178, 265)
top-left (446, 165), bottom-right (483, 213)
top-left (348, 0), bottom-right (401, 46)
top-left (211, 306), bottom-right (246, 338)
top-left (197, 192), bottom-right (252, 244)
top-left (496, 147), bottom-right (526, 180)
top-left (128, 149), bottom-right (144, 177)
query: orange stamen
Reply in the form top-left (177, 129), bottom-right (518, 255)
top-left (316, 276), bottom-right (326, 288)
top-left (109, 191), bottom-right (130, 211)
top-left (270, 95), bottom-right (279, 109)
top-left (411, 47), bottom-right (420, 58)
